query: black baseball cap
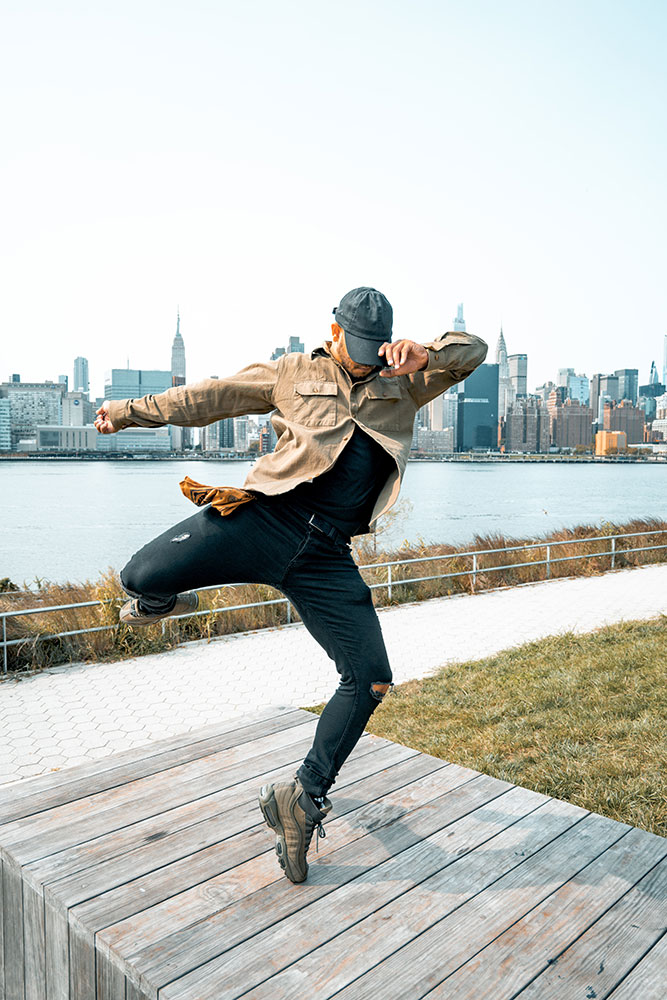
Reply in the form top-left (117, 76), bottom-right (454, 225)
top-left (332, 287), bottom-right (393, 366)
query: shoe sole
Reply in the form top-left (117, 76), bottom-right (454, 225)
top-left (258, 784), bottom-right (307, 884)
top-left (119, 595), bottom-right (199, 628)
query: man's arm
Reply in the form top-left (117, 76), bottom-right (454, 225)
top-left (96, 359), bottom-right (280, 433)
top-left (388, 331), bottom-right (488, 408)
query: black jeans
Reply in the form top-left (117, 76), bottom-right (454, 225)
top-left (120, 497), bottom-right (393, 797)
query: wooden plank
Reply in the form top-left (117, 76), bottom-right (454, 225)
top-left (0, 707), bottom-right (309, 825)
top-left (1, 861), bottom-right (23, 1000)
top-left (123, 766), bottom-right (513, 999)
top-left (316, 812), bottom-right (631, 1000)
top-left (96, 946), bottom-right (125, 1000)
top-left (419, 828), bottom-right (667, 999)
top-left (606, 931), bottom-right (667, 999)
top-left (2, 718), bottom-right (320, 861)
top-left (23, 877), bottom-right (46, 1000)
top-left (97, 742), bottom-right (436, 957)
top-left (27, 726), bottom-right (347, 892)
top-left (50, 738), bottom-right (408, 1000)
top-left (44, 896), bottom-right (68, 1000)
top-left (125, 980), bottom-right (145, 1000)
top-left (0, 706), bottom-right (295, 821)
top-left (506, 854), bottom-right (667, 1000)
top-left (168, 786), bottom-right (572, 1000)
top-left (65, 737), bottom-right (402, 922)
top-left (0, 856), bottom-right (4, 1000)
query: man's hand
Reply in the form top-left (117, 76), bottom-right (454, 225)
top-left (378, 340), bottom-right (429, 377)
top-left (94, 401), bottom-right (116, 434)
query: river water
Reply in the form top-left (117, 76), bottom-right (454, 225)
top-left (2, 459), bottom-right (666, 585)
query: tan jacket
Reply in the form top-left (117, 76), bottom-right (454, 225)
top-left (107, 331), bottom-right (488, 531)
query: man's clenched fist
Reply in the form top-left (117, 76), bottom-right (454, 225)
top-left (94, 401), bottom-right (116, 434)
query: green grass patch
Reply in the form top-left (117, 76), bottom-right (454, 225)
top-left (305, 617), bottom-right (667, 837)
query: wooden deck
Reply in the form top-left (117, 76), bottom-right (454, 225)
top-left (1, 707), bottom-right (665, 1000)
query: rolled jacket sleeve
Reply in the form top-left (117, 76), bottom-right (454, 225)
top-left (407, 331), bottom-right (488, 408)
top-left (106, 359), bottom-right (280, 430)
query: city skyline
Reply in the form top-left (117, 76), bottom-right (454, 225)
top-left (3, 297), bottom-right (665, 456)
top-left (5, 308), bottom-right (663, 408)
top-left (4, 306), bottom-right (666, 404)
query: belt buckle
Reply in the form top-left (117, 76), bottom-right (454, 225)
top-left (308, 513), bottom-right (330, 539)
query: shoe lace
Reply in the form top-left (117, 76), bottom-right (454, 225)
top-left (305, 816), bottom-right (327, 854)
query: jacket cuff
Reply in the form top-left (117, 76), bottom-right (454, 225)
top-left (106, 399), bottom-right (132, 430)
top-left (422, 332), bottom-right (488, 372)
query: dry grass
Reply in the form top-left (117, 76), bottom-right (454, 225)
top-left (1, 515), bottom-right (666, 674)
top-left (307, 617), bottom-right (667, 837)
top-left (354, 515), bottom-right (667, 605)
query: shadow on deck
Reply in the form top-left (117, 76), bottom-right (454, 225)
top-left (1, 707), bottom-right (665, 999)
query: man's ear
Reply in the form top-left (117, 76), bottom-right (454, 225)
top-left (331, 322), bottom-right (342, 342)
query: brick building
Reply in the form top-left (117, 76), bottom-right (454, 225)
top-left (548, 392), bottom-right (594, 449)
top-left (506, 397), bottom-right (550, 453)
top-left (602, 400), bottom-right (645, 445)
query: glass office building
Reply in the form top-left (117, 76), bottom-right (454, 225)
top-left (457, 363), bottom-right (499, 451)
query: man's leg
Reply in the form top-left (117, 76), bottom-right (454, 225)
top-left (119, 501), bottom-right (310, 614)
top-left (281, 532), bottom-right (393, 798)
top-left (258, 526), bottom-right (392, 882)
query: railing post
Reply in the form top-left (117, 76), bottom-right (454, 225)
top-left (546, 544), bottom-right (551, 580)
top-left (611, 536), bottom-right (616, 570)
top-left (472, 553), bottom-right (477, 591)
top-left (2, 615), bottom-right (7, 675)
top-left (286, 600), bottom-right (291, 625)
top-left (388, 564), bottom-right (392, 602)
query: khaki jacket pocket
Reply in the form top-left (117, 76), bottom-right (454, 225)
top-left (362, 379), bottom-right (403, 429)
top-left (290, 380), bottom-right (339, 427)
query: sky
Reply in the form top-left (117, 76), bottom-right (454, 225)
top-left (2, 0), bottom-right (666, 400)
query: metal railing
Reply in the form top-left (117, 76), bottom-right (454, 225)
top-left (2, 528), bottom-right (667, 674)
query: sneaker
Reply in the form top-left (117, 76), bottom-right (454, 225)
top-left (258, 778), bottom-right (332, 883)
top-left (119, 591), bottom-right (199, 627)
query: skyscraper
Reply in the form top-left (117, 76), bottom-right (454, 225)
top-left (452, 304), bottom-right (466, 332)
top-left (650, 360), bottom-right (659, 385)
top-left (508, 354), bottom-right (527, 398)
top-left (73, 357), bottom-right (89, 393)
top-left (663, 335), bottom-right (667, 387)
top-left (171, 311), bottom-right (186, 382)
top-left (559, 369), bottom-right (589, 404)
top-left (557, 368), bottom-right (574, 389)
top-left (0, 398), bottom-right (11, 451)
top-left (589, 374), bottom-right (603, 418)
top-left (495, 327), bottom-right (513, 418)
top-left (614, 369), bottom-right (638, 405)
top-left (506, 397), bottom-right (550, 453)
top-left (457, 364), bottom-right (499, 450)
top-left (105, 369), bottom-right (173, 400)
top-left (0, 381), bottom-right (65, 449)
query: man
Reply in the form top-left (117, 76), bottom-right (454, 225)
top-left (95, 287), bottom-right (487, 883)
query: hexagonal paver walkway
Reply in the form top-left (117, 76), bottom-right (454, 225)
top-left (1, 564), bottom-right (666, 787)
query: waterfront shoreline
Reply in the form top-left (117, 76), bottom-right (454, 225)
top-left (0, 452), bottom-right (664, 463)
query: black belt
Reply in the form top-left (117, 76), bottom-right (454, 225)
top-left (308, 513), bottom-right (351, 548)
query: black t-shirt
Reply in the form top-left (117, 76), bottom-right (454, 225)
top-left (283, 424), bottom-right (396, 538)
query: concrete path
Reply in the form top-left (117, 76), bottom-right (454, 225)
top-left (1, 564), bottom-right (665, 787)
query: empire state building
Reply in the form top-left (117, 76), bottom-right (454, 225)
top-left (170, 311), bottom-right (190, 449)
top-left (171, 311), bottom-right (186, 385)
